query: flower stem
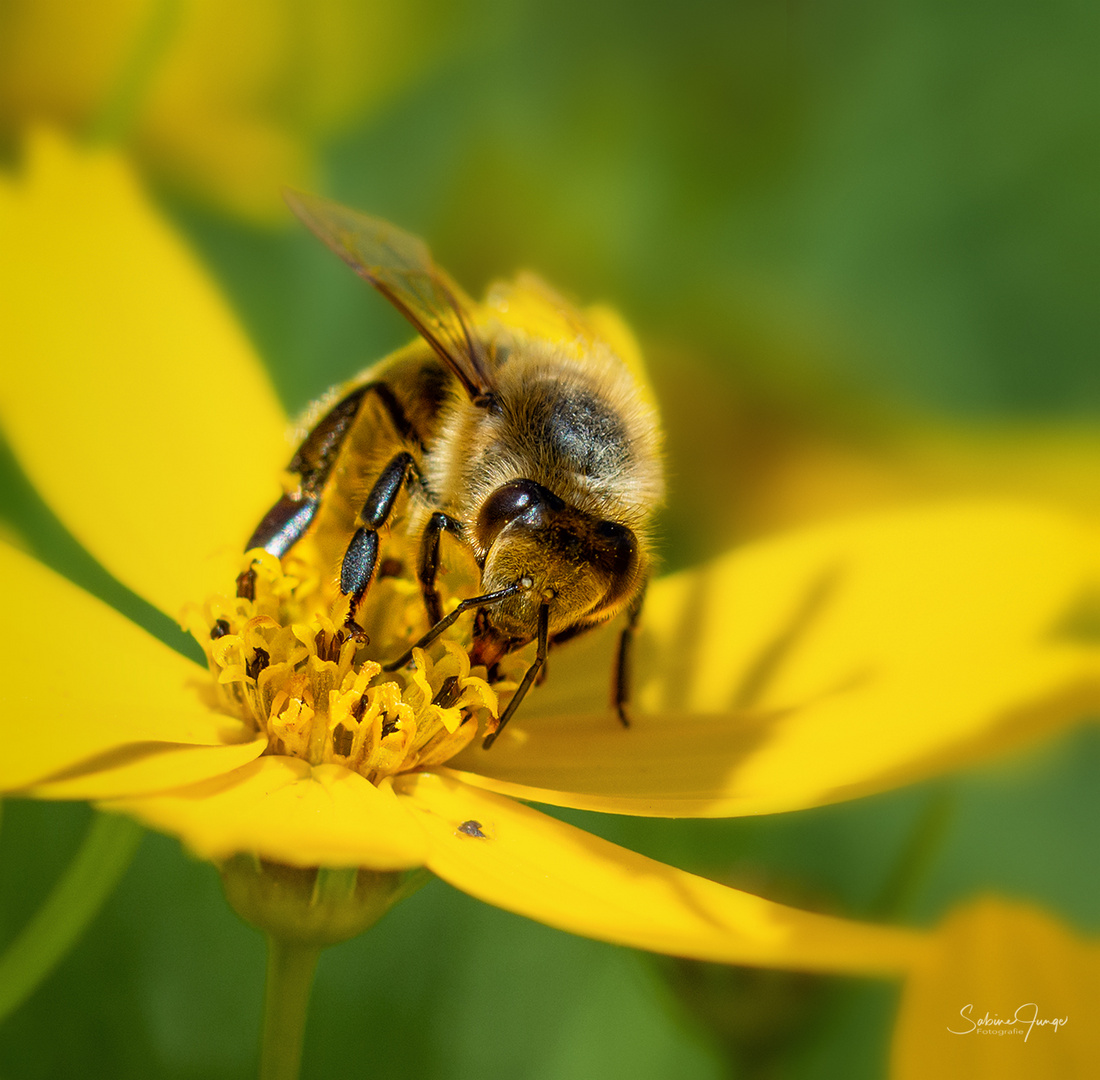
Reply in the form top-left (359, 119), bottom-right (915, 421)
top-left (260, 937), bottom-right (321, 1080)
top-left (0, 811), bottom-right (143, 1021)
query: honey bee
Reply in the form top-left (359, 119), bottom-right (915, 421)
top-left (245, 192), bottom-right (664, 746)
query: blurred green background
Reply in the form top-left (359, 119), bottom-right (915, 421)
top-left (1, 1), bottom-right (1097, 1077)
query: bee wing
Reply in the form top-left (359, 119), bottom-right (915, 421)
top-left (284, 189), bottom-right (496, 400)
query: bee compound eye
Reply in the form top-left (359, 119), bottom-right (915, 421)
top-left (593, 520), bottom-right (637, 575)
top-left (477, 479), bottom-right (559, 548)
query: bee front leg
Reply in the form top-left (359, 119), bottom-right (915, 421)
top-left (341, 451), bottom-right (420, 634)
top-left (613, 580), bottom-right (647, 728)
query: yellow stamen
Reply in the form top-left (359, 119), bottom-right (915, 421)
top-left (184, 549), bottom-right (502, 784)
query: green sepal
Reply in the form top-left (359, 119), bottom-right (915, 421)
top-left (221, 855), bottom-right (429, 947)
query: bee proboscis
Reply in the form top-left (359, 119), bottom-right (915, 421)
top-left (245, 192), bottom-right (664, 745)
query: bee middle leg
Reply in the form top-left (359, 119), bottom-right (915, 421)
top-left (416, 511), bottom-right (465, 626)
top-left (341, 451), bottom-right (421, 634)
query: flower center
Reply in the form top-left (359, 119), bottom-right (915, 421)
top-left (186, 538), bottom-right (507, 783)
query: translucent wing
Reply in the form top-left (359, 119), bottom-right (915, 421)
top-left (284, 189), bottom-right (496, 400)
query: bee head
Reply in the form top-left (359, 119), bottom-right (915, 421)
top-left (469, 478), bottom-right (640, 666)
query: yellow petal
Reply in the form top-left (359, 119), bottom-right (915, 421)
top-left (0, 129), bottom-right (288, 619)
top-left (0, 2), bottom-right (460, 221)
top-left (399, 772), bottom-right (927, 974)
top-left (109, 758), bottom-right (429, 870)
top-left (448, 503), bottom-right (1100, 815)
top-left (27, 740), bottom-right (269, 801)
top-left (0, 540), bottom-right (263, 794)
top-left (892, 898), bottom-right (1099, 1079)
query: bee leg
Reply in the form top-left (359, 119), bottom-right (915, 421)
top-left (416, 511), bottom-right (465, 626)
top-left (341, 451), bottom-right (421, 633)
top-left (235, 493), bottom-right (318, 607)
top-left (245, 379), bottom-right (419, 564)
top-left (246, 494), bottom-right (320, 559)
top-left (613, 581), bottom-right (647, 728)
top-left (482, 601), bottom-right (550, 749)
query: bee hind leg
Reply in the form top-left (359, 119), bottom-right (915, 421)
top-left (341, 451), bottom-right (421, 634)
top-left (235, 494), bottom-right (321, 602)
top-left (246, 494), bottom-right (321, 559)
top-left (240, 380), bottom-right (394, 594)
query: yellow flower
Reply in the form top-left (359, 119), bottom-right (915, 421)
top-left (1, 130), bottom-right (1098, 974)
top-left (0, 0), bottom-right (453, 221)
top-left (892, 897), bottom-right (1100, 1079)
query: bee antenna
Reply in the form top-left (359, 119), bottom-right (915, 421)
top-left (482, 601), bottom-right (550, 749)
top-left (382, 578), bottom-right (529, 672)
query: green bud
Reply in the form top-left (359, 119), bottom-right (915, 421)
top-left (221, 856), bottom-right (428, 947)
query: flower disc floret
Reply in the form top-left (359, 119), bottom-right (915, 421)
top-left (186, 550), bottom-right (501, 783)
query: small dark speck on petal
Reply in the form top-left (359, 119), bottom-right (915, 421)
top-left (456, 820), bottom-right (487, 838)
